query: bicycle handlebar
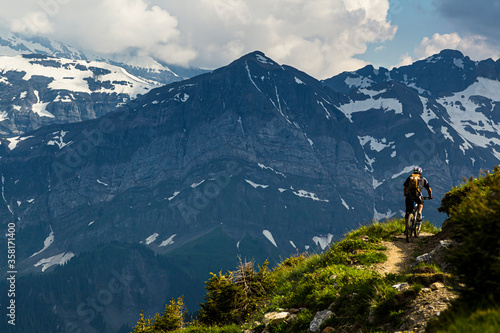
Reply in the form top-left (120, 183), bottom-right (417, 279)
top-left (422, 196), bottom-right (432, 200)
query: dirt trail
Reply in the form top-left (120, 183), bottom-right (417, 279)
top-left (373, 232), bottom-right (434, 275)
top-left (372, 231), bottom-right (459, 332)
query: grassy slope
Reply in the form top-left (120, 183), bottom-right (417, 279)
top-left (133, 167), bottom-right (500, 332)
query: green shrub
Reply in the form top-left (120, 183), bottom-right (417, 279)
top-left (445, 168), bottom-right (500, 299)
top-left (427, 301), bottom-right (500, 333)
top-left (197, 260), bottom-right (271, 326)
top-left (439, 166), bottom-right (500, 216)
top-left (132, 296), bottom-right (185, 332)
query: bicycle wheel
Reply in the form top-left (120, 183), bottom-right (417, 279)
top-left (406, 214), bottom-right (414, 242)
top-left (415, 220), bottom-right (421, 237)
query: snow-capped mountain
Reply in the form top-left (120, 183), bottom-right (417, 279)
top-left (324, 49), bottom-right (500, 219)
top-left (1, 49), bottom-right (500, 332)
top-left (0, 53), bottom-right (158, 136)
top-left (0, 32), bottom-right (207, 85)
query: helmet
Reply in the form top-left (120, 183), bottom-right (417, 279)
top-left (413, 166), bottom-right (422, 174)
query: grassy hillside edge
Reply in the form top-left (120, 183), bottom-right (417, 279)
top-left (132, 166), bottom-right (500, 333)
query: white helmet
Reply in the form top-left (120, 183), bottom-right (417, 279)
top-left (413, 166), bottom-right (422, 174)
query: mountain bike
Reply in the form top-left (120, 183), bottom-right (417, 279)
top-left (405, 196), bottom-right (431, 243)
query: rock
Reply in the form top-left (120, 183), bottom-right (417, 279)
top-left (309, 310), bottom-right (333, 332)
top-left (263, 311), bottom-right (291, 326)
top-left (430, 282), bottom-right (445, 290)
top-left (328, 302), bottom-right (336, 311)
top-left (393, 282), bottom-right (410, 291)
top-left (411, 240), bottom-right (457, 272)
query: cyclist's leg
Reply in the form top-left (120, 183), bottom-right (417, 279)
top-left (405, 196), bottom-right (413, 231)
top-left (415, 195), bottom-right (424, 221)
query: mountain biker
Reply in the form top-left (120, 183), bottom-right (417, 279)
top-left (403, 166), bottom-right (433, 225)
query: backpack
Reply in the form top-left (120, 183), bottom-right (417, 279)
top-left (408, 173), bottom-right (421, 196)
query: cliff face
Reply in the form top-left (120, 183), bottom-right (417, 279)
top-left (0, 54), bottom-right (157, 137)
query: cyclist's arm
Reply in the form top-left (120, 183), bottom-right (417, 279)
top-left (403, 186), bottom-right (408, 196)
top-left (427, 187), bottom-right (433, 199)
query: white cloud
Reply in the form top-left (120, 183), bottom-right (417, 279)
top-left (396, 52), bottom-right (413, 67)
top-left (413, 32), bottom-right (500, 61)
top-left (0, 0), bottom-right (398, 78)
top-left (10, 11), bottom-right (55, 34)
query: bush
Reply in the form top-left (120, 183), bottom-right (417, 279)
top-left (439, 166), bottom-right (500, 216)
top-left (132, 296), bottom-right (186, 332)
top-left (197, 259), bottom-right (271, 326)
top-left (445, 167), bottom-right (500, 299)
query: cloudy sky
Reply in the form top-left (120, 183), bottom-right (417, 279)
top-left (1, 0), bottom-right (499, 79)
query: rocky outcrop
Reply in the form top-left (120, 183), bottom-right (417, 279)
top-left (411, 240), bottom-right (457, 273)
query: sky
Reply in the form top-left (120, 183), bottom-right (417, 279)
top-left (0, 0), bottom-right (499, 79)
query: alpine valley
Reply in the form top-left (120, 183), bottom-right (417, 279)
top-left (1, 48), bottom-right (500, 332)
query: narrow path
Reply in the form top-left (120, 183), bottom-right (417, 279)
top-left (373, 232), bottom-right (433, 275)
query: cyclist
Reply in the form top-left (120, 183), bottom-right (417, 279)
top-left (403, 166), bottom-right (433, 226)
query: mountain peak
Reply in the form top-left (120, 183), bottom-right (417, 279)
top-left (437, 49), bottom-right (465, 59)
top-left (231, 51), bottom-right (280, 69)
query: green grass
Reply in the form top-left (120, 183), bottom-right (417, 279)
top-left (427, 302), bottom-right (500, 333)
top-left (130, 166), bottom-right (500, 332)
top-left (171, 324), bottom-right (241, 333)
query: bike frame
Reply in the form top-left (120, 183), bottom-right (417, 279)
top-left (405, 196), bottom-right (430, 242)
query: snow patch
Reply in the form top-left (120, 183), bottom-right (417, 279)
top-left (292, 189), bottom-right (329, 202)
top-left (313, 234), bottom-right (334, 250)
top-left (344, 76), bottom-right (374, 89)
top-left (317, 101), bottom-right (331, 119)
top-left (338, 97), bottom-right (403, 122)
top-left (391, 166), bottom-right (414, 179)
top-left (6, 135), bottom-right (33, 150)
top-left (191, 180), bottom-right (205, 188)
top-left (34, 252), bottom-right (74, 272)
top-left (47, 130), bottom-right (72, 149)
top-left (358, 136), bottom-right (393, 152)
top-left (340, 198), bottom-right (350, 210)
top-left (295, 77), bottom-right (305, 85)
top-left (263, 230), bottom-right (278, 247)
top-left (97, 180), bottom-right (109, 186)
top-left (256, 54), bottom-right (273, 65)
top-left (0, 111), bottom-right (8, 122)
top-left (168, 191), bottom-right (180, 201)
top-left (30, 227), bottom-right (54, 257)
top-left (245, 179), bottom-right (269, 189)
top-left (160, 234), bottom-right (176, 247)
top-left (258, 163), bottom-right (286, 178)
top-left (374, 208), bottom-right (396, 220)
top-left (145, 233), bottom-right (159, 245)
top-left (453, 58), bottom-right (464, 69)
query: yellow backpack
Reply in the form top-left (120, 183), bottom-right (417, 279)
top-left (408, 173), bottom-right (421, 196)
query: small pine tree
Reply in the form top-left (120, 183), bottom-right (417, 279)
top-left (131, 297), bottom-right (185, 333)
top-left (197, 259), bottom-right (271, 326)
top-left (151, 296), bottom-right (186, 332)
top-left (132, 311), bottom-right (152, 333)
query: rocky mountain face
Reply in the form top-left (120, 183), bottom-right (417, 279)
top-left (1, 49), bottom-right (500, 332)
top-left (0, 53), bottom-right (158, 137)
top-left (323, 49), bottom-right (500, 220)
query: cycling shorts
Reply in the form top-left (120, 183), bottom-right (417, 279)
top-left (405, 194), bottom-right (423, 214)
